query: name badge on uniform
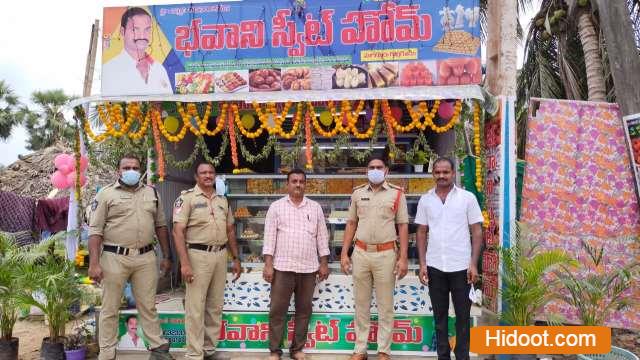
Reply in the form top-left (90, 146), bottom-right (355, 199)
top-left (193, 203), bottom-right (208, 209)
top-left (360, 198), bottom-right (370, 201)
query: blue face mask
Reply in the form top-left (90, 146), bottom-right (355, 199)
top-left (367, 169), bottom-right (385, 184)
top-left (121, 170), bottom-right (141, 186)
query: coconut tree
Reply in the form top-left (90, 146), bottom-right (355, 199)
top-left (0, 80), bottom-right (20, 140)
top-left (21, 89), bottom-right (75, 151)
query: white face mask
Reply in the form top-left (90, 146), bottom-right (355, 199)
top-left (367, 169), bottom-right (385, 184)
top-left (469, 284), bottom-right (482, 305)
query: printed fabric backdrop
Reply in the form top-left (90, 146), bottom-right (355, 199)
top-left (521, 99), bottom-right (640, 330)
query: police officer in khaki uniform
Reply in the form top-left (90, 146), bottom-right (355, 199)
top-left (341, 157), bottom-right (409, 360)
top-left (88, 153), bottom-right (173, 360)
top-left (172, 162), bottom-right (241, 360)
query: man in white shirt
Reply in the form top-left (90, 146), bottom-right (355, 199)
top-left (414, 157), bottom-right (483, 360)
top-left (102, 7), bottom-right (172, 95)
top-left (118, 315), bottom-right (147, 350)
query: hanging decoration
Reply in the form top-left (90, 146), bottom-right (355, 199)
top-left (199, 103), bottom-right (226, 136)
top-left (305, 110), bottom-right (313, 170)
top-left (252, 101), bottom-right (294, 136)
top-left (157, 106), bottom-right (189, 142)
top-left (128, 107), bottom-right (151, 140)
top-left (234, 104), bottom-right (264, 139)
top-left (228, 107), bottom-right (239, 168)
top-left (403, 100), bottom-right (440, 131)
top-left (473, 100), bottom-right (482, 191)
top-left (151, 110), bottom-right (166, 181)
top-left (308, 102), bottom-right (343, 137)
top-left (163, 115), bottom-right (179, 134)
top-left (344, 100), bottom-right (377, 139)
top-left (236, 132), bottom-right (277, 164)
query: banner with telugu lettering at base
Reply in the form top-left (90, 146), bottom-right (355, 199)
top-left (101, 0), bottom-right (481, 96)
top-left (117, 312), bottom-right (458, 355)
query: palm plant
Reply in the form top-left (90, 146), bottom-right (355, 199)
top-left (0, 80), bottom-right (20, 140)
top-left (0, 232), bottom-right (25, 341)
top-left (16, 236), bottom-right (84, 343)
top-left (20, 89), bottom-right (75, 151)
top-left (499, 223), bottom-right (577, 326)
top-left (555, 239), bottom-right (639, 326)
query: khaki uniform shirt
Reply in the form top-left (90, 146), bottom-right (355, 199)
top-left (348, 181), bottom-right (409, 244)
top-left (88, 181), bottom-right (166, 248)
top-left (172, 185), bottom-right (234, 245)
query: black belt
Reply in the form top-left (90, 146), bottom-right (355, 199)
top-left (103, 244), bottom-right (154, 256)
top-left (187, 243), bottom-right (226, 252)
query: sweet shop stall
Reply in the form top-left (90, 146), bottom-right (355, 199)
top-left (69, 0), bottom-right (512, 356)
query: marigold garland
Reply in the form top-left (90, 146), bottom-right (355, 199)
top-left (403, 100), bottom-right (441, 131)
top-left (308, 102), bottom-right (343, 137)
top-left (473, 101), bottom-right (482, 191)
top-left (228, 106), bottom-right (239, 168)
top-left (252, 101), bottom-right (293, 136)
top-left (277, 102), bottom-right (302, 139)
top-left (83, 115), bottom-right (107, 142)
top-left (234, 104), bottom-right (264, 139)
top-left (151, 111), bottom-right (165, 182)
top-left (157, 108), bottom-right (189, 142)
top-left (176, 102), bottom-right (202, 136)
top-left (326, 101), bottom-right (349, 134)
top-left (199, 104), bottom-right (226, 136)
top-left (305, 110), bottom-right (313, 170)
top-left (345, 100), bottom-right (377, 139)
top-left (128, 107), bottom-right (151, 140)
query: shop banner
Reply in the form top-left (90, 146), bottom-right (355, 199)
top-left (102, 0), bottom-right (481, 96)
top-left (623, 113), bottom-right (640, 202)
top-left (117, 312), bottom-right (457, 354)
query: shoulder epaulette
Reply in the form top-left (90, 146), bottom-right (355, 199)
top-left (388, 183), bottom-right (404, 191)
top-left (353, 183), bottom-right (367, 191)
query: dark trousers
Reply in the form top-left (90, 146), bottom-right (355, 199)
top-left (427, 266), bottom-right (472, 360)
top-left (268, 270), bottom-right (317, 355)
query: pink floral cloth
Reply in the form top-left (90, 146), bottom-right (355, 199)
top-left (521, 99), bottom-right (640, 330)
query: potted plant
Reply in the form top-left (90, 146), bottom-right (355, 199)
top-left (64, 324), bottom-right (91, 360)
top-left (499, 223), bottom-right (576, 360)
top-left (0, 233), bottom-right (26, 360)
top-left (556, 239), bottom-right (640, 360)
top-left (17, 237), bottom-right (85, 360)
top-left (406, 150), bottom-right (429, 173)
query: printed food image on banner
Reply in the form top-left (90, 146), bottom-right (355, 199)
top-left (399, 61), bottom-right (437, 87)
top-left (437, 58), bottom-right (481, 85)
top-left (333, 65), bottom-right (368, 89)
top-left (101, 0), bottom-right (481, 96)
top-left (281, 68), bottom-right (311, 91)
top-left (215, 70), bottom-right (249, 93)
top-left (310, 67), bottom-right (334, 90)
top-left (249, 69), bottom-right (282, 92)
top-left (175, 72), bottom-right (215, 94)
top-left (367, 63), bottom-right (399, 88)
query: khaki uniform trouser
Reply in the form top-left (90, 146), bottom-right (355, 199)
top-left (184, 248), bottom-right (227, 360)
top-left (352, 247), bottom-right (396, 354)
top-left (98, 251), bottom-right (167, 360)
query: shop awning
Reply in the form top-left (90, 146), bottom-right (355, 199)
top-left (67, 85), bottom-right (484, 108)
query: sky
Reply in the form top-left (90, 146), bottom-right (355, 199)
top-left (0, 0), bottom-right (539, 166)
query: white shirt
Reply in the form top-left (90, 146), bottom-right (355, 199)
top-left (102, 51), bottom-right (172, 95)
top-left (118, 332), bottom-right (146, 349)
top-left (414, 185), bottom-right (484, 272)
